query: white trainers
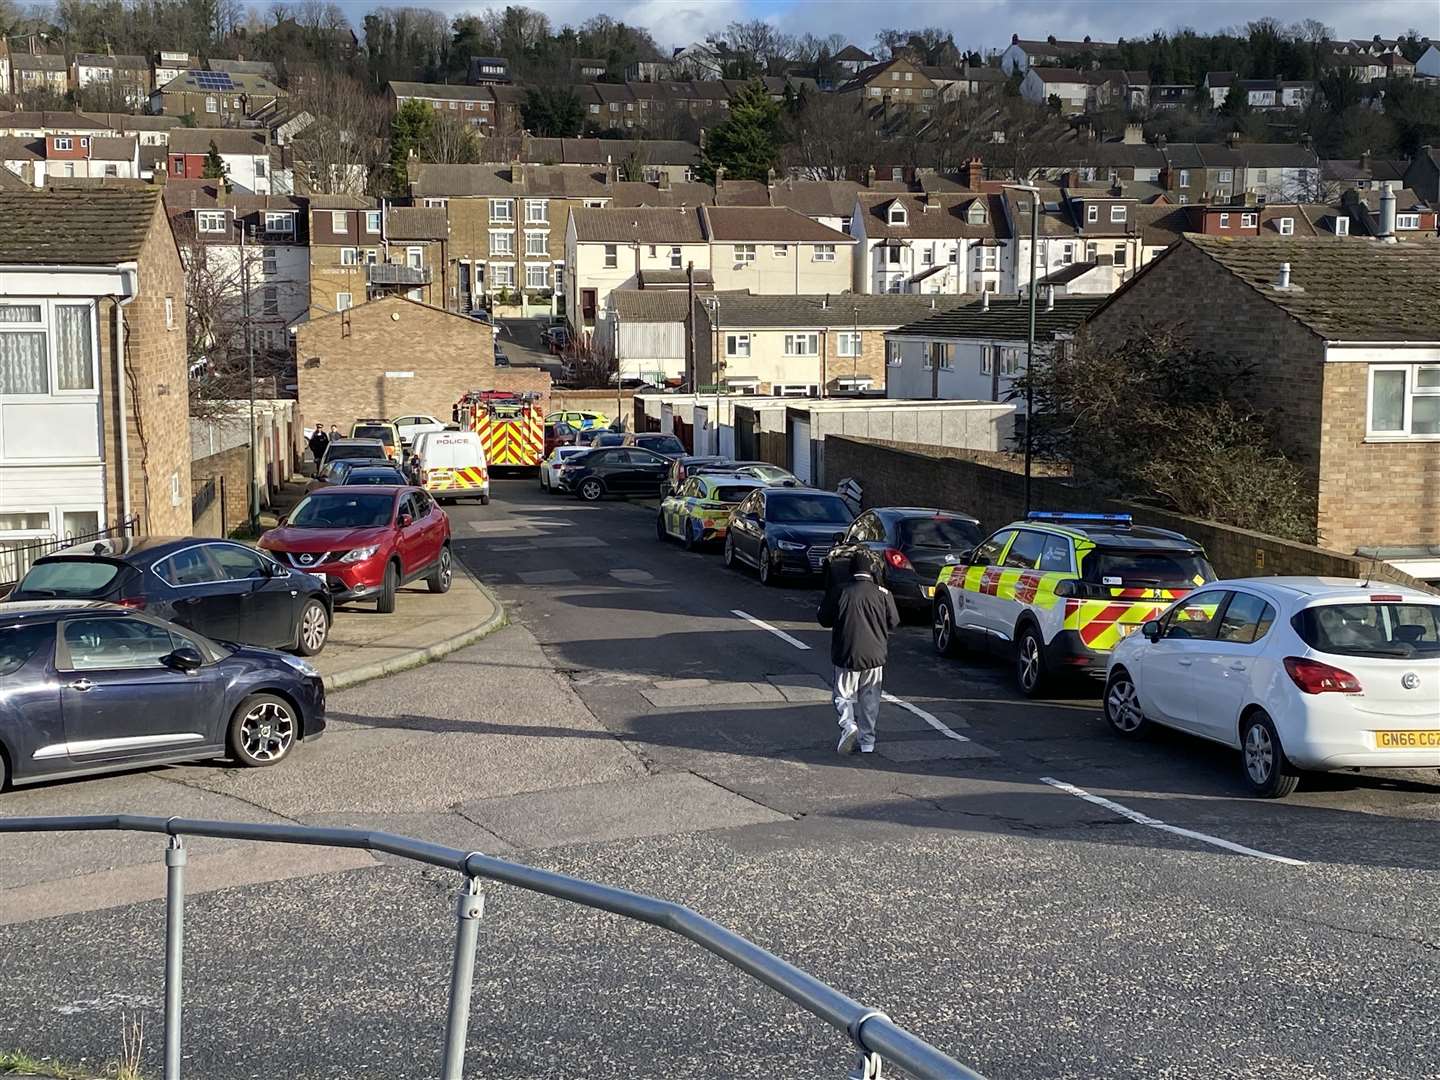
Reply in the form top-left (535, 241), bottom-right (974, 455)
top-left (836, 724), bottom-right (859, 754)
top-left (859, 742), bottom-right (875, 754)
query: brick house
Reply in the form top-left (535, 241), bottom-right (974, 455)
top-left (295, 295), bottom-right (547, 433)
top-left (694, 294), bottom-right (969, 397)
top-left (306, 198), bottom-right (446, 316)
top-left (167, 128), bottom-right (271, 193)
top-left (1085, 235), bottom-right (1440, 575)
top-left (837, 58), bottom-right (940, 114)
top-left (850, 191), bottom-right (1010, 295)
top-left (0, 187), bottom-right (192, 558)
top-left (9, 51), bottom-right (69, 98)
top-left (152, 69), bottom-right (284, 120)
top-left (71, 53), bottom-right (152, 108)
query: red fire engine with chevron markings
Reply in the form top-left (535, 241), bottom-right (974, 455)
top-left (931, 512), bottom-right (1217, 697)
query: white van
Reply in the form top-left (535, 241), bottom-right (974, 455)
top-left (413, 430), bottom-right (490, 505)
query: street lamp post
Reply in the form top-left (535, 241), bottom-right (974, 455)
top-left (1006, 183), bottom-right (1042, 515)
top-left (240, 225), bottom-right (258, 531)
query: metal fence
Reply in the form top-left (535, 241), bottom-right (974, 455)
top-left (0, 815), bottom-right (986, 1080)
top-left (0, 517), bottom-right (139, 591)
top-left (191, 478), bottom-right (217, 524)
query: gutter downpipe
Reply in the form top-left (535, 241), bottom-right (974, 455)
top-left (116, 263), bottom-right (140, 534)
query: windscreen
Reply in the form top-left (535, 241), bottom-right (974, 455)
top-left (330, 442), bottom-right (386, 461)
top-left (902, 517), bottom-right (982, 550)
top-left (1083, 548), bottom-right (1214, 587)
top-left (1293, 602), bottom-right (1440, 658)
top-left (15, 559), bottom-right (124, 597)
top-left (289, 493), bottom-right (394, 528)
top-left (767, 495), bottom-right (854, 525)
top-left (353, 426), bottom-right (395, 446)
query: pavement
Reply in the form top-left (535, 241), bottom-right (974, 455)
top-left (2, 478), bottom-right (1437, 1079)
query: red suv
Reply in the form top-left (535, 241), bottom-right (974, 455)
top-left (259, 486), bottom-right (452, 612)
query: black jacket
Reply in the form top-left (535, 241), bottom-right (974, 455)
top-left (817, 572), bottom-right (901, 671)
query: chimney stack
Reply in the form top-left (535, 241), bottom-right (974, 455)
top-left (966, 157), bottom-right (983, 190)
top-left (1276, 262), bottom-right (1291, 289)
top-left (1379, 181), bottom-right (1397, 239)
top-left (659, 171), bottom-right (671, 191)
top-left (1045, 285), bottom-right (1055, 311)
top-left (714, 165), bottom-right (725, 189)
top-left (821, 293), bottom-right (829, 310)
top-left (980, 291), bottom-right (990, 312)
top-left (766, 166), bottom-right (775, 189)
top-left (866, 164), bottom-right (877, 187)
top-left (1359, 149), bottom-right (1371, 173)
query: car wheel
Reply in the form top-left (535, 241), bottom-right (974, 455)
top-left (294, 598), bottom-right (330, 656)
top-left (1015, 624), bottom-right (1048, 697)
top-left (1240, 710), bottom-right (1300, 798)
top-left (377, 561), bottom-right (398, 614)
top-left (228, 693), bottom-right (298, 768)
top-left (479, 493), bottom-right (490, 506)
top-left (1104, 669), bottom-right (1146, 736)
top-left (656, 512), bottom-right (668, 541)
top-left (933, 595), bottom-right (960, 657)
top-left (723, 534), bottom-right (737, 568)
top-left (427, 545), bottom-right (453, 594)
top-left (540, 473), bottom-right (549, 491)
top-left (682, 518), bottom-right (697, 551)
top-left (579, 478), bottom-right (604, 502)
top-left (758, 545), bottom-right (776, 585)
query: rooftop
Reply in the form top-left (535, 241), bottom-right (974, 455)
top-left (890, 295), bottom-right (1105, 340)
top-left (0, 187), bottom-right (159, 265)
top-left (700, 206), bottom-right (853, 243)
top-left (572, 206), bottom-right (706, 244)
top-left (385, 206), bottom-right (448, 241)
top-left (168, 128), bottom-right (267, 155)
top-left (706, 293), bottom-right (972, 329)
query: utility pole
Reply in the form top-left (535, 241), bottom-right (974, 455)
top-left (1023, 190), bottom-right (1039, 514)
top-left (242, 225), bottom-right (258, 530)
top-left (684, 260), bottom-right (695, 392)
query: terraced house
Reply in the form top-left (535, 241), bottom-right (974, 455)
top-left (307, 198), bottom-right (446, 317)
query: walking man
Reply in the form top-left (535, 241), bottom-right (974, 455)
top-left (817, 551), bottom-right (900, 754)
top-left (307, 422), bottom-right (328, 472)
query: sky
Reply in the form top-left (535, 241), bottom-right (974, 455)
top-left (362, 0), bottom-right (1440, 54)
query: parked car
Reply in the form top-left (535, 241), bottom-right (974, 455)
top-left (411, 430), bottom-right (490, 504)
top-left (657, 475), bottom-right (765, 549)
top-left (1105, 578), bottom-right (1440, 798)
top-left (545, 410), bottom-right (608, 432)
top-left (622, 432), bottom-right (687, 458)
top-left (350, 420), bottom-right (402, 462)
top-left (540, 445), bottom-right (592, 492)
top-left (560, 446), bottom-right (671, 502)
top-left (731, 463), bottom-right (801, 487)
top-left (468, 310), bottom-right (502, 338)
top-left (391, 414), bottom-right (450, 446)
top-left (8, 538), bottom-right (333, 656)
top-left (0, 601), bottom-right (327, 789)
top-left (723, 488), bottom-right (856, 585)
top-left (542, 326), bottom-right (571, 352)
top-left (825, 508), bottom-right (984, 615)
top-left (544, 422), bottom-right (581, 456)
top-left (306, 458), bottom-right (367, 492)
top-left (664, 455), bottom-right (730, 496)
top-left (318, 438), bottom-right (387, 473)
top-left (588, 432), bottom-right (625, 449)
top-left (339, 465), bottom-right (408, 486)
top-left (258, 486), bottom-right (452, 613)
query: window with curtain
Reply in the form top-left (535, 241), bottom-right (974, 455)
top-left (0, 304), bottom-right (48, 395)
top-left (55, 304), bottom-right (94, 390)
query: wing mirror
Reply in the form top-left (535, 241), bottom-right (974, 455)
top-left (1141, 620), bottom-right (1162, 643)
top-left (398, 513), bottom-right (414, 528)
top-left (970, 552), bottom-right (992, 567)
top-left (956, 547), bottom-right (975, 563)
top-left (162, 647), bottom-right (204, 673)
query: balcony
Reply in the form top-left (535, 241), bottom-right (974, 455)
top-left (367, 263), bottom-right (431, 286)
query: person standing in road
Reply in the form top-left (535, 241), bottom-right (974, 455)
top-left (817, 550), bottom-right (900, 755)
top-left (308, 422), bottom-right (329, 472)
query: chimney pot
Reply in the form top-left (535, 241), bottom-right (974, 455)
top-left (980, 291), bottom-right (990, 311)
top-left (1378, 180), bottom-right (1397, 239)
top-left (1045, 285), bottom-right (1055, 311)
top-left (1276, 261), bottom-right (1291, 289)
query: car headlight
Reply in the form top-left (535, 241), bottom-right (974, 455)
top-left (776, 540), bottom-right (806, 551)
top-left (281, 654), bottom-right (319, 676)
top-left (340, 544), bottom-right (381, 563)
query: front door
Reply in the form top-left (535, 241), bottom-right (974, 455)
top-left (1139, 590), bottom-right (1229, 731)
top-left (57, 616), bottom-right (213, 760)
top-left (1189, 590), bottom-right (1276, 743)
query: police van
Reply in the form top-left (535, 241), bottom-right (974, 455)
top-left (931, 512), bottom-right (1216, 696)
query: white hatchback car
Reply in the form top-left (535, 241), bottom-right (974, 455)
top-left (1105, 577), bottom-right (1440, 797)
top-left (539, 445), bottom-right (591, 493)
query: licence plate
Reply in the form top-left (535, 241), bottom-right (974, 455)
top-left (1375, 730), bottom-right (1440, 749)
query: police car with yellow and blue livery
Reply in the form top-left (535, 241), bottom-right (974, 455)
top-left (931, 512), bottom-right (1217, 696)
top-left (656, 474), bottom-right (766, 549)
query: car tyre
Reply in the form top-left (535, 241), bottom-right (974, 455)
top-left (1104, 668), bottom-right (1146, 736)
top-left (294, 598), bottom-right (330, 656)
top-left (579, 478), bottom-right (604, 502)
top-left (758, 545), bottom-right (777, 586)
top-left (377, 561), bottom-right (398, 614)
top-left (1240, 710), bottom-right (1300, 798)
top-left (656, 512), bottom-right (668, 541)
top-left (1015, 624), bottom-right (1049, 698)
top-left (933, 595), bottom-right (961, 657)
top-left (723, 534), bottom-right (737, 569)
top-left (682, 519), bottom-right (698, 551)
top-left (479, 493), bottom-right (490, 505)
top-left (427, 545), bottom-right (453, 594)
top-left (540, 472), bottom-right (549, 492)
top-left (228, 693), bottom-right (298, 768)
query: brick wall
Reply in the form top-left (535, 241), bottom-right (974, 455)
top-left (296, 295), bottom-right (548, 432)
top-left (309, 245), bottom-right (367, 318)
top-left (823, 330), bottom-right (889, 394)
top-left (190, 445), bottom-right (248, 536)
top-left (825, 435), bottom-right (1435, 591)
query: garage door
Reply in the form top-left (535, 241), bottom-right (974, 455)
top-left (693, 405), bottom-right (709, 455)
top-left (790, 418), bottom-right (811, 485)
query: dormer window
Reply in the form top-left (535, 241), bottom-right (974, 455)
top-left (1334, 217), bottom-right (1349, 236)
top-left (1277, 217), bottom-right (1294, 236)
top-left (966, 201), bottom-right (987, 225)
top-left (1110, 205), bottom-right (1127, 223)
top-left (887, 202), bottom-right (907, 225)
top-left (196, 210), bottom-right (227, 233)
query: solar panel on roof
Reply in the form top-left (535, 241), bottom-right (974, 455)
top-left (187, 70), bottom-right (236, 90)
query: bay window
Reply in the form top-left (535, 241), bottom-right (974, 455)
top-left (0, 301), bottom-right (96, 395)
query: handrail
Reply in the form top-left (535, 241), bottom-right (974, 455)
top-left (0, 814), bottom-right (986, 1080)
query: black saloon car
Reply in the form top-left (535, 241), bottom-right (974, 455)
top-left (0, 601), bottom-right (326, 789)
top-left (824, 507), bottom-right (983, 614)
top-left (8, 538), bottom-right (333, 655)
top-left (723, 488), bottom-right (856, 584)
top-left (563, 446), bottom-right (672, 501)
top-left (337, 465), bottom-right (408, 486)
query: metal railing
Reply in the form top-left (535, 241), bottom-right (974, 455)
top-left (0, 517), bottom-right (139, 591)
top-left (191, 478), bottom-right (217, 523)
top-left (0, 815), bottom-right (985, 1080)
top-left (367, 263), bottom-right (432, 286)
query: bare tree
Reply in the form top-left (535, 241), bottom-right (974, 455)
top-left (287, 71), bottom-right (390, 194)
top-left (422, 113), bottom-right (481, 164)
top-left (781, 92), bottom-right (887, 180)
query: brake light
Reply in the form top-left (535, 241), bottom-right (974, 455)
top-left (1370, 594), bottom-right (1403, 602)
top-left (882, 548), bottom-right (912, 571)
top-left (1284, 657), bottom-right (1362, 695)
top-left (115, 595), bottom-right (147, 610)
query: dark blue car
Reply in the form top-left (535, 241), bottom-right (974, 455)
top-left (0, 601), bottom-right (326, 790)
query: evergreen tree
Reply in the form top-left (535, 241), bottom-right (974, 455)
top-left (1220, 81), bottom-right (1249, 119)
top-left (697, 79), bottom-right (781, 182)
top-left (522, 86), bottom-right (584, 137)
top-left (388, 99), bottom-right (437, 193)
top-left (202, 139), bottom-right (228, 188)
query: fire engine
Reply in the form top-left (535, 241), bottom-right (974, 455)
top-left (454, 390), bottom-right (546, 468)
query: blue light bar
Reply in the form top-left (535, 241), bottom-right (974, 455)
top-left (1027, 511), bottom-right (1133, 524)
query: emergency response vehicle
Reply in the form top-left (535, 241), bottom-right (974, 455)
top-left (412, 429), bottom-right (490, 504)
top-left (931, 512), bottom-right (1216, 696)
top-left (455, 391), bottom-right (545, 469)
top-left (656, 474), bottom-right (765, 548)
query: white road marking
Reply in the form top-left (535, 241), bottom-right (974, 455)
top-left (731, 610), bottom-right (811, 650)
top-left (882, 692), bottom-right (971, 743)
top-left (1040, 777), bottom-right (1308, 866)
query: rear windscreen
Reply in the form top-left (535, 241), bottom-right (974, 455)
top-left (714, 486), bottom-right (756, 503)
top-left (332, 443), bottom-right (386, 460)
top-left (353, 426), bottom-right (394, 445)
top-left (1084, 549), bottom-right (1213, 587)
top-left (902, 518), bottom-right (982, 549)
top-left (17, 559), bottom-right (124, 596)
top-left (1293, 602), bottom-right (1440, 658)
